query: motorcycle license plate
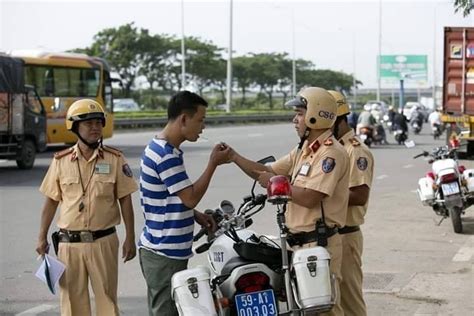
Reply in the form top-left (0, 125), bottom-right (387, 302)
top-left (235, 289), bottom-right (277, 316)
top-left (441, 182), bottom-right (460, 196)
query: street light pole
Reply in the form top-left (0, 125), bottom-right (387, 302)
top-left (377, 0), bottom-right (382, 101)
top-left (292, 9), bottom-right (296, 96)
top-left (181, 0), bottom-right (186, 89)
top-left (225, 0), bottom-right (233, 113)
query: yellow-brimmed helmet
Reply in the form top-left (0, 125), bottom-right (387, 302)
top-left (285, 87), bottom-right (337, 129)
top-left (66, 99), bottom-right (106, 130)
top-left (328, 90), bottom-right (350, 117)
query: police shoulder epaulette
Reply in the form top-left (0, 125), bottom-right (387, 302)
top-left (324, 138), bottom-right (333, 146)
top-left (102, 145), bottom-right (122, 157)
top-left (349, 138), bottom-right (361, 146)
top-left (54, 147), bottom-right (74, 160)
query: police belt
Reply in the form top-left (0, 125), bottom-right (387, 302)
top-left (58, 227), bottom-right (116, 243)
top-left (338, 225), bottom-right (360, 235)
top-left (287, 226), bottom-right (338, 247)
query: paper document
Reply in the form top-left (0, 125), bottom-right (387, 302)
top-left (35, 254), bottom-right (66, 295)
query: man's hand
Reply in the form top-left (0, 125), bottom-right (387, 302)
top-left (210, 143), bottom-right (231, 166)
top-left (194, 210), bottom-right (217, 234)
top-left (122, 237), bottom-right (136, 263)
top-left (36, 238), bottom-right (49, 256)
top-left (256, 170), bottom-right (275, 188)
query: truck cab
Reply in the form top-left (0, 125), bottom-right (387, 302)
top-left (0, 55), bottom-right (47, 169)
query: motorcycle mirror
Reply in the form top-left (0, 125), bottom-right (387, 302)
top-left (195, 243), bottom-right (211, 254)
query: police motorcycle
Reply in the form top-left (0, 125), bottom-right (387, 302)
top-left (414, 145), bottom-right (474, 233)
top-left (171, 158), bottom-right (336, 316)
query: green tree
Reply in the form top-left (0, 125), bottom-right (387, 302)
top-left (138, 33), bottom-right (174, 92)
top-left (454, 0), bottom-right (472, 16)
top-left (233, 56), bottom-right (254, 106)
top-left (250, 53), bottom-right (288, 109)
top-left (185, 37), bottom-right (225, 95)
top-left (83, 23), bottom-right (148, 97)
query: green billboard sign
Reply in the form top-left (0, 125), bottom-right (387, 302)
top-left (379, 55), bottom-right (427, 83)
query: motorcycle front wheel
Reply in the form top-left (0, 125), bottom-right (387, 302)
top-left (449, 207), bottom-right (463, 233)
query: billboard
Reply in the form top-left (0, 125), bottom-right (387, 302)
top-left (379, 55), bottom-right (427, 83)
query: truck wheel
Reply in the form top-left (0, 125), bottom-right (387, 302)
top-left (449, 207), bottom-right (463, 234)
top-left (16, 139), bottom-right (36, 170)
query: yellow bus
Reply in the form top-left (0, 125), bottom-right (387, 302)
top-left (11, 51), bottom-right (114, 144)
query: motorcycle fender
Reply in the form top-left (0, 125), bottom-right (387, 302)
top-left (219, 263), bottom-right (282, 299)
top-left (444, 194), bottom-right (463, 209)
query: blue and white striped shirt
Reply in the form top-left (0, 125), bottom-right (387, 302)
top-left (139, 138), bottom-right (194, 259)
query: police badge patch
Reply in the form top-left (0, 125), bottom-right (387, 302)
top-left (122, 164), bottom-right (133, 177)
top-left (357, 157), bottom-right (368, 170)
top-left (322, 157), bottom-right (335, 173)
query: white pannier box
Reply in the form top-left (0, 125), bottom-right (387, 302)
top-left (291, 246), bottom-right (332, 308)
top-left (171, 266), bottom-right (217, 316)
top-left (463, 169), bottom-right (474, 193)
top-left (418, 177), bottom-right (435, 205)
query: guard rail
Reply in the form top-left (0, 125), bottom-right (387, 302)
top-left (114, 113), bottom-right (294, 129)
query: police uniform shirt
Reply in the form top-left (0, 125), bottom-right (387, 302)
top-left (271, 129), bottom-right (350, 232)
top-left (39, 144), bottom-right (138, 231)
top-left (340, 130), bottom-right (374, 226)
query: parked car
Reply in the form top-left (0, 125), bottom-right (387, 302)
top-left (113, 98), bottom-right (140, 112)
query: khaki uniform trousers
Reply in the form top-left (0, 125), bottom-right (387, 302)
top-left (58, 233), bottom-right (119, 316)
top-left (340, 230), bottom-right (366, 316)
top-left (293, 233), bottom-right (343, 316)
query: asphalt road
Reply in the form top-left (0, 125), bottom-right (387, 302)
top-left (1, 123), bottom-right (473, 315)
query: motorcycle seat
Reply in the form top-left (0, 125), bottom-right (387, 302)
top-left (221, 257), bottom-right (256, 276)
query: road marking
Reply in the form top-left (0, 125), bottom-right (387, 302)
top-left (248, 133), bottom-right (264, 137)
top-left (403, 164), bottom-right (414, 169)
top-left (376, 174), bottom-right (388, 180)
top-left (16, 304), bottom-right (57, 315)
top-left (452, 236), bottom-right (474, 262)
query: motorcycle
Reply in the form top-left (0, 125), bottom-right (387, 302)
top-left (171, 157), bottom-right (336, 315)
top-left (414, 146), bottom-right (474, 233)
top-left (431, 123), bottom-right (443, 140)
top-left (411, 118), bottom-right (423, 135)
top-left (393, 128), bottom-right (408, 145)
top-left (358, 127), bottom-right (373, 147)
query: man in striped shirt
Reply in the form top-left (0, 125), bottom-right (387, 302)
top-left (138, 91), bottom-right (230, 316)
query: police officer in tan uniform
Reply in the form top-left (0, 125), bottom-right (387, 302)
top-left (329, 90), bottom-right (374, 316)
top-left (35, 99), bottom-right (138, 316)
top-left (228, 87), bottom-right (349, 316)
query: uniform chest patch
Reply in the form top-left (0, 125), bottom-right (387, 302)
top-left (357, 157), bottom-right (368, 170)
top-left (322, 157), bottom-right (335, 173)
top-left (122, 164), bottom-right (133, 177)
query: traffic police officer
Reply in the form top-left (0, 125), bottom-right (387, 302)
top-left (329, 90), bottom-right (374, 316)
top-left (35, 99), bottom-right (138, 316)
top-left (228, 87), bottom-right (349, 316)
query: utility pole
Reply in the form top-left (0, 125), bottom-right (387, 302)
top-left (181, 0), bottom-right (186, 89)
top-left (377, 0), bottom-right (382, 101)
top-left (292, 9), bottom-right (296, 96)
top-left (225, 0), bottom-right (233, 113)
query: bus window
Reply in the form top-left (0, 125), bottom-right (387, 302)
top-left (44, 68), bottom-right (54, 96)
top-left (84, 69), bottom-right (100, 97)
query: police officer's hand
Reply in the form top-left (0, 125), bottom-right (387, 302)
top-left (122, 237), bottom-right (136, 263)
top-left (36, 238), bottom-right (49, 256)
top-left (210, 143), bottom-right (231, 166)
top-left (256, 170), bottom-right (275, 188)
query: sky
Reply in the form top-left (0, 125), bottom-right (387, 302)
top-left (1, 0), bottom-right (472, 90)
